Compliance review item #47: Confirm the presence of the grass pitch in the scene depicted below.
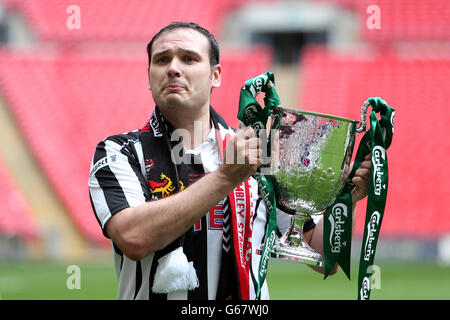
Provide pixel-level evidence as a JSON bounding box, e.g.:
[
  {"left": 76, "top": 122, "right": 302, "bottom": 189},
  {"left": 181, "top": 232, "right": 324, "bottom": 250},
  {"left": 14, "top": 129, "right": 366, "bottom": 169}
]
[
  {"left": 0, "top": 259, "right": 448, "bottom": 300},
  {"left": 266, "top": 260, "right": 450, "bottom": 300}
]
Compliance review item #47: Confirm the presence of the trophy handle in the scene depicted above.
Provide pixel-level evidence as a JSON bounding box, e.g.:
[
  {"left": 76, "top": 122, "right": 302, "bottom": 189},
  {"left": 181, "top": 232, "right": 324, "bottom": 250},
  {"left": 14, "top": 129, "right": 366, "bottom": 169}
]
[{"left": 356, "top": 100, "right": 370, "bottom": 133}]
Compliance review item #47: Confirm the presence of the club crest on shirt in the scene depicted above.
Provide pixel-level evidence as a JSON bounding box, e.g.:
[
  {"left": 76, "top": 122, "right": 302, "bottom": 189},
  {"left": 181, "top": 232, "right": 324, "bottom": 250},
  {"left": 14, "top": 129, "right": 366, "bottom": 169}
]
[{"left": 147, "top": 171, "right": 184, "bottom": 198}]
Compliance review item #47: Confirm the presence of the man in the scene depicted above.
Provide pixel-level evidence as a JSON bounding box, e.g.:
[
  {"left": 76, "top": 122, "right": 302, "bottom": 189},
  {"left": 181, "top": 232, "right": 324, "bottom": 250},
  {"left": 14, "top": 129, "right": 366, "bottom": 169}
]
[{"left": 88, "top": 22, "right": 370, "bottom": 300}]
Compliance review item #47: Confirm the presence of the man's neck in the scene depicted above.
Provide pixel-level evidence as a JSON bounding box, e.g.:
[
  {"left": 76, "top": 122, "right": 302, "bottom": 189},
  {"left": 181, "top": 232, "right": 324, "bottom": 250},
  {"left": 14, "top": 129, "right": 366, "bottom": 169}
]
[{"left": 160, "top": 106, "right": 212, "bottom": 150}]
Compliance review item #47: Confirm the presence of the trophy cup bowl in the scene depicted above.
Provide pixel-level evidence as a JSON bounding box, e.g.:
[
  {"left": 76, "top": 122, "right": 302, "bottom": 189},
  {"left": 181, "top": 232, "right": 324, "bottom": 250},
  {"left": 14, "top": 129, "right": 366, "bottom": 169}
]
[{"left": 259, "top": 107, "right": 361, "bottom": 267}]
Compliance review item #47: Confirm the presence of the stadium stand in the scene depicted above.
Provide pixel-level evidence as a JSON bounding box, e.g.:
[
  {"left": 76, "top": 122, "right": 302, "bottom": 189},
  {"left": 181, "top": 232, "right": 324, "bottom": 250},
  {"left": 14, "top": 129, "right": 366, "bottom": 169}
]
[
  {"left": 358, "top": 0, "right": 449, "bottom": 42},
  {"left": 0, "top": 0, "right": 448, "bottom": 253},
  {"left": 315, "top": 0, "right": 450, "bottom": 41},
  {"left": 0, "top": 0, "right": 276, "bottom": 247},
  {"left": 298, "top": 45, "right": 450, "bottom": 237},
  {"left": 0, "top": 45, "right": 273, "bottom": 246},
  {"left": 2, "top": 0, "right": 275, "bottom": 41},
  {"left": 0, "top": 155, "right": 36, "bottom": 240}
]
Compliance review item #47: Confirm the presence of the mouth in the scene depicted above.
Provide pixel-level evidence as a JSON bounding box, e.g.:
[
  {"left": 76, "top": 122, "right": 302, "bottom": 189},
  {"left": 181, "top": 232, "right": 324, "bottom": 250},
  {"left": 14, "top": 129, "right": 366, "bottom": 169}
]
[{"left": 163, "top": 83, "right": 186, "bottom": 92}]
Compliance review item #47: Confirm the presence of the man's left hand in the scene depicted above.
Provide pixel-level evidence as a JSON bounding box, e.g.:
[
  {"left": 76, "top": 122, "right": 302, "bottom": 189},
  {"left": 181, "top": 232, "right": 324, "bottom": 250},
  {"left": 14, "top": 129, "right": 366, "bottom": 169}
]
[{"left": 351, "top": 153, "right": 371, "bottom": 203}]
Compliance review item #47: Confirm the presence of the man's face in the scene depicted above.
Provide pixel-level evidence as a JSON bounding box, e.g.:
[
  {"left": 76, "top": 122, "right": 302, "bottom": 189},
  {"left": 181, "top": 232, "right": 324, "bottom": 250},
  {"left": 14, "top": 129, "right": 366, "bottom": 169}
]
[{"left": 148, "top": 28, "right": 221, "bottom": 115}]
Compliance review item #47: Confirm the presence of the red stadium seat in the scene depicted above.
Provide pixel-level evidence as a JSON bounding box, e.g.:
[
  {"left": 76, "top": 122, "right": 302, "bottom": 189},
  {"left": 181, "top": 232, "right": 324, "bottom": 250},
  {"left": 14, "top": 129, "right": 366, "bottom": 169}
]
[
  {"left": 299, "top": 45, "right": 450, "bottom": 237},
  {"left": 357, "top": 0, "right": 450, "bottom": 42},
  {"left": 315, "top": 0, "right": 450, "bottom": 41},
  {"left": 4, "top": 0, "right": 446, "bottom": 244},
  {"left": 0, "top": 45, "right": 273, "bottom": 246},
  {"left": 6, "top": 0, "right": 223, "bottom": 40},
  {"left": 4, "top": 0, "right": 275, "bottom": 42},
  {"left": 0, "top": 156, "right": 37, "bottom": 240},
  {"left": 211, "top": 45, "right": 274, "bottom": 128}
]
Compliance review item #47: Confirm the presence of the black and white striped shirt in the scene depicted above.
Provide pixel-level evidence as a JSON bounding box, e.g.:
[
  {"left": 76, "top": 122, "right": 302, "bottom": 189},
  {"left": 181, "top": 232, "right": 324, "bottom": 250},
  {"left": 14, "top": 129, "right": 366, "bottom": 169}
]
[{"left": 89, "top": 123, "right": 314, "bottom": 300}]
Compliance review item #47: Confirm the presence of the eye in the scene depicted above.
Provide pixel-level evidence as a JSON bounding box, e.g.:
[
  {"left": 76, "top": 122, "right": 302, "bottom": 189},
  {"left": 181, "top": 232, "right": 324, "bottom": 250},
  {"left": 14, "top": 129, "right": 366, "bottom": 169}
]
[
  {"left": 183, "top": 55, "right": 197, "bottom": 63},
  {"left": 154, "top": 56, "right": 169, "bottom": 64}
]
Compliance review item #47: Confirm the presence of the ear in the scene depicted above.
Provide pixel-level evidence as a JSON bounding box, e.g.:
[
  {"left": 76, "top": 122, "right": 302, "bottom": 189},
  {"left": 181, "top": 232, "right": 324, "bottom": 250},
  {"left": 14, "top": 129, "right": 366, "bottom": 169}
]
[{"left": 211, "top": 64, "right": 222, "bottom": 88}]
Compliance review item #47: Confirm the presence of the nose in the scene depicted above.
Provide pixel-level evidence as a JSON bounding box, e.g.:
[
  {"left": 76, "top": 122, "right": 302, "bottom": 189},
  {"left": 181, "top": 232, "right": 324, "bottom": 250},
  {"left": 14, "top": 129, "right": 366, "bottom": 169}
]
[{"left": 167, "top": 58, "right": 182, "bottom": 78}]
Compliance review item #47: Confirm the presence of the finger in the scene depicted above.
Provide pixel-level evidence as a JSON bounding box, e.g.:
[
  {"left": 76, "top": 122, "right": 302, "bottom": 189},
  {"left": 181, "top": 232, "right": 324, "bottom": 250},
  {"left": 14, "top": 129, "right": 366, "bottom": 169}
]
[
  {"left": 238, "top": 136, "right": 259, "bottom": 150},
  {"left": 234, "top": 136, "right": 260, "bottom": 163},
  {"left": 355, "top": 168, "right": 370, "bottom": 181},
  {"left": 247, "top": 138, "right": 262, "bottom": 159},
  {"left": 241, "top": 126, "right": 256, "bottom": 139},
  {"left": 247, "top": 148, "right": 262, "bottom": 166},
  {"left": 352, "top": 176, "right": 369, "bottom": 192},
  {"left": 359, "top": 160, "right": 371, "bottom": 169},
  {"left": 249, "top": 136, "right": 262, "bottom": 149}
]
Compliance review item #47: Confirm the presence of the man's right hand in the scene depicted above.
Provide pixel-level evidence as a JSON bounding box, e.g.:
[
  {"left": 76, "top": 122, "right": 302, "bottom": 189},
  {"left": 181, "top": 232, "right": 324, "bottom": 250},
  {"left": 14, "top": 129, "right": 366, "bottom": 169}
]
[{"left": 219, "top": 126, "right": 263, "bottom": 187}]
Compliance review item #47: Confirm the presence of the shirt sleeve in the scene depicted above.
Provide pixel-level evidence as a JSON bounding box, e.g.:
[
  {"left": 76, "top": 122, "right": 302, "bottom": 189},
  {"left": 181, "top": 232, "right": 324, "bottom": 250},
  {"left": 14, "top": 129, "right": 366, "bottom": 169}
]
[{"left": 88, "top": 137, "right": 148, "bottom": 238}]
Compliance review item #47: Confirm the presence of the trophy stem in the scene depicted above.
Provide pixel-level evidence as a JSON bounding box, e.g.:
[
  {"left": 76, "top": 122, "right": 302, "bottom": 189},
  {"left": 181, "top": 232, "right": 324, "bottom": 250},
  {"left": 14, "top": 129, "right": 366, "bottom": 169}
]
[
  {"left": 269, "top": 213, "right": 323, "bottom": 267},
  {"left": 285, "top": 214, "right": 310, "bottom": 247}
]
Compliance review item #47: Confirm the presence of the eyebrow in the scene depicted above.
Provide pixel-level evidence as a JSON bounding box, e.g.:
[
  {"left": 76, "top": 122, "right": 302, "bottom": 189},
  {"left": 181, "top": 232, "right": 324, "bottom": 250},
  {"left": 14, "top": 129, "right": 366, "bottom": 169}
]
[{"left": 152, "top": 48, "right": 202, "bottom": 60}]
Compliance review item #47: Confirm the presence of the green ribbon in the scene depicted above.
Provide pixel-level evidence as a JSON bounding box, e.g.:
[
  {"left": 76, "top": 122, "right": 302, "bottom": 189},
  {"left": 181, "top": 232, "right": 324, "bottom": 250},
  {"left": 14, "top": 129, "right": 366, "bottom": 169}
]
[
  {"left": 357, "top": 97, "right": 394, "bottom": 300},
  {"left": 323, "top": 188, "right": 354, "bottom": 279},
  {"left": 323, "top": 97, "right": 395, "bottom": 301},
  {"left": 237, "top": 72, "right": 280, "bottom": 299}
]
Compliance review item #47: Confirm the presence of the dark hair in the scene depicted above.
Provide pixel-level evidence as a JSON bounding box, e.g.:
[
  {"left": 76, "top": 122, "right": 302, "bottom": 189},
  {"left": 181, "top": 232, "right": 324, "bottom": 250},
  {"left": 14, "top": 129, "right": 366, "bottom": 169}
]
[{"left": 146, "top": 22, "right": 220, "bottom": 69}]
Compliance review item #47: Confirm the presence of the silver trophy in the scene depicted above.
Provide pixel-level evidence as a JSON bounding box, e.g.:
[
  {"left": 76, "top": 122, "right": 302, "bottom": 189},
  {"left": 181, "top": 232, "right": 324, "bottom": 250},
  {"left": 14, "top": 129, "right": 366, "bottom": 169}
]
[{"left": 258, "top": 104, "right": 368, "bottom": 267}]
